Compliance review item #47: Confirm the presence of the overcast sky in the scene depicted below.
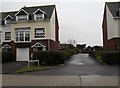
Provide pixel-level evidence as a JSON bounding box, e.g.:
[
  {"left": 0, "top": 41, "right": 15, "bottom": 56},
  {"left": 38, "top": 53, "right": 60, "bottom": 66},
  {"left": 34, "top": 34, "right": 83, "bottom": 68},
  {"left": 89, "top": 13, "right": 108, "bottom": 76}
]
[{"left": 0, "top": 0, "right": 120, "bottom": 46}]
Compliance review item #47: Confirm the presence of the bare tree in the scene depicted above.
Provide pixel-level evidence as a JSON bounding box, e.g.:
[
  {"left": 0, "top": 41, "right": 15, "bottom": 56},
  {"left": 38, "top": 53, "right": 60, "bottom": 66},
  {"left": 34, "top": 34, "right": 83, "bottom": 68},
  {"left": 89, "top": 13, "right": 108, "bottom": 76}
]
[{"left": 67, "top": 39, "right": 76, "bottom": 47}]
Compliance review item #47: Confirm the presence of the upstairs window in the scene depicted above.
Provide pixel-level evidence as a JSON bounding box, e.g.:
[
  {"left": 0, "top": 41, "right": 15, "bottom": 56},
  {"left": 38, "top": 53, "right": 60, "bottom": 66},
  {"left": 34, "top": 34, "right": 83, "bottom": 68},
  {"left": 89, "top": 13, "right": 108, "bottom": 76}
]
[
  {"left": 5, "top": 19, "right": 12, "bottom": 25},
  {"left": 35, "top": 14, "right": 44, "bottom": 20},
  {"left": 4, "top": 15, "right": 13, "bottom": 25},
  {"left": 33, "top": 9, "right": 45, "bottom": 20},
  {"left": 5, "top": 32, "right": 11, "bottom": 40},
  {"left": 15, "top": 9, "right": 29, "bottom": 21},
  {"left": 17, "top": 15, "right": 28, "bottom": 21},
  {"left": 34, "top": 28, "right": 45, "bottom": 38}
]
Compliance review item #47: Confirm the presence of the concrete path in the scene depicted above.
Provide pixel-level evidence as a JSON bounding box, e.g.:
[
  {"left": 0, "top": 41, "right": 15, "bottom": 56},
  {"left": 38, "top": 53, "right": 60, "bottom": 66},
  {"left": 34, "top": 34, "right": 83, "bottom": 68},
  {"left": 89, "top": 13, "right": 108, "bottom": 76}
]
[{"left": 2, "top": 74, "right": 119, "bottom": 87}]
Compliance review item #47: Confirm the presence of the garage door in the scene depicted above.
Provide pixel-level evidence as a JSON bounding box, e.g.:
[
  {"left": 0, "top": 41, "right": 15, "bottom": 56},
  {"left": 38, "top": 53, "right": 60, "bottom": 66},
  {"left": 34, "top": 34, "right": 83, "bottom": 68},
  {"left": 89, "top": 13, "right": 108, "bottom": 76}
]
[{"left": 16, "top": 48, "right": 29, "bottom": 61}]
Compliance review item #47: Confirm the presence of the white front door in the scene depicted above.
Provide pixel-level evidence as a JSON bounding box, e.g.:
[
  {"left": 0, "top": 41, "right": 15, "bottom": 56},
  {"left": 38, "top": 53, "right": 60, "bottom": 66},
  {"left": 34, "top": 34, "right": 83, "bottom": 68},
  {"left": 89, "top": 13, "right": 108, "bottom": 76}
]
[{"left": 16, "top": 48, "right": 29, "bottom": 61}]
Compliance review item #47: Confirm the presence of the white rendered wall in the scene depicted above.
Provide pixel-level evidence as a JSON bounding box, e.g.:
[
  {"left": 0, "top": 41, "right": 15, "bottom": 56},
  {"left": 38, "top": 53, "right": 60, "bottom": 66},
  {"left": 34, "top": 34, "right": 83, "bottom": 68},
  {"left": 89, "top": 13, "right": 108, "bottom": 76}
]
[
  {"left": 1, "top": 25, "right": 11, "bottom": 42},
  {"left": 50, "top": 8, "right": 56, "bottom": 41},
  {"left": 118, "top": 20, "right": 120, "bottom": 37},
  {"left": 106, "top": 6, "right": 119, "bottom": 40}
]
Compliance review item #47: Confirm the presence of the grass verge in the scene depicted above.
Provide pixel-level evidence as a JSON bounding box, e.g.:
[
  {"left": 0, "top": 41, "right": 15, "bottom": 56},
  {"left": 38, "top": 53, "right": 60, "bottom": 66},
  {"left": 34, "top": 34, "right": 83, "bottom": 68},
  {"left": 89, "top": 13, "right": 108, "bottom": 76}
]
[{"left": 16, "top": 66, "right": 48, "bottom": 73}]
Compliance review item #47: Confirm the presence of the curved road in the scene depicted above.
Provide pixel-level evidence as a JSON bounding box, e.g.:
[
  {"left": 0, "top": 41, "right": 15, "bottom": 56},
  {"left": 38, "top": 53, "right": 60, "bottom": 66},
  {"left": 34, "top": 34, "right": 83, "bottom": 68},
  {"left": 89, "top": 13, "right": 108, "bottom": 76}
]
[{"left": 24, "top": 54, "right": 119, "bottom": 76}]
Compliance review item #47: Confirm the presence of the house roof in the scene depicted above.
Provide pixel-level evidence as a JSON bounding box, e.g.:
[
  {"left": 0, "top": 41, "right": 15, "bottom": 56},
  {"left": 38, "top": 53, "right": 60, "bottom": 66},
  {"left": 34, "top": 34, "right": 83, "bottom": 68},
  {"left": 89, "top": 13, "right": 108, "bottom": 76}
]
[
  {"left": 106, "top": 2, "right": 120, "bottom": 17},
  {"left": 0, "top": 5, "right": 55, "bottom": 21}
]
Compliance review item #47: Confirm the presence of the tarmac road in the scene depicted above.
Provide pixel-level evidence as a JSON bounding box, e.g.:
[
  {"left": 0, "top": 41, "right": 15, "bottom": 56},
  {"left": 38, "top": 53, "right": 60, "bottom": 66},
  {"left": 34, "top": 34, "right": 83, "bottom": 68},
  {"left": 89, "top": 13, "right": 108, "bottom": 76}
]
[{"left": 23, "top": 54, "right": 119, "bottom": 76}]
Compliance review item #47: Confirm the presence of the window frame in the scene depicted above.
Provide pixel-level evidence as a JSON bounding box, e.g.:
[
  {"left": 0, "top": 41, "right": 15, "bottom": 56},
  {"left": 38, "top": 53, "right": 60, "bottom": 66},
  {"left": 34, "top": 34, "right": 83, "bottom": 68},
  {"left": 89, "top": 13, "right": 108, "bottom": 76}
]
[
  {"left": 33, "top": 9, "right": 45, "bottom": 20},
  {"left": 16, "top": 31, "right": 30, "bottom": 42},
  {"left": 16, "top": 15, "right": 28, "bottom": 21},
  {"left": 34, "top": 14, "right": 44, "bottom": 20},
  {"left": 34, "top": 28, "right": 45, "bottom": 38},
  {"left": 5, "top": 32, "right": 11, "bottom": 40}
]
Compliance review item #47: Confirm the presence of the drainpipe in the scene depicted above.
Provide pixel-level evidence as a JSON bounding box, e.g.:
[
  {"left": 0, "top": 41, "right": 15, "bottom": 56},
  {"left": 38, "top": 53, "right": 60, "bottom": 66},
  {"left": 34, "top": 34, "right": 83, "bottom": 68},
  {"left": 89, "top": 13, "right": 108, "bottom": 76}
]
[{"left": 48, "top": 39, "right": 50, "bottom": 51}]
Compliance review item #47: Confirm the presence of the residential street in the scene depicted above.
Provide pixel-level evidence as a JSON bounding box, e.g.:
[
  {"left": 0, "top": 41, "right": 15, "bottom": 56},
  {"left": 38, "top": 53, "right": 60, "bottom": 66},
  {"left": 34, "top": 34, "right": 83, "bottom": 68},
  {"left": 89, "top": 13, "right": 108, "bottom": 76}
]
[
  {"left": 2, "top": 53, "right": 120, "bottom": 87},
  {"left": 22, "top": 54, "right": 119, "bottom": 76}
]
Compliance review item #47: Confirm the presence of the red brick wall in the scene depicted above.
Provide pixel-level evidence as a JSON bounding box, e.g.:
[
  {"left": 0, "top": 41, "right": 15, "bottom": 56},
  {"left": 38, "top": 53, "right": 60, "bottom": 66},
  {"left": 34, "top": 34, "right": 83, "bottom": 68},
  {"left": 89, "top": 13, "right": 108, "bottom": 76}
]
[
  {"left": 31, "top": 39, "right": 59, "bottom": 51},
  {"left": 102, "top": 5, "right": 108, "bottom": 51},
  {"left": 107, "top": 38, "right": 120, "bottom": 51}
]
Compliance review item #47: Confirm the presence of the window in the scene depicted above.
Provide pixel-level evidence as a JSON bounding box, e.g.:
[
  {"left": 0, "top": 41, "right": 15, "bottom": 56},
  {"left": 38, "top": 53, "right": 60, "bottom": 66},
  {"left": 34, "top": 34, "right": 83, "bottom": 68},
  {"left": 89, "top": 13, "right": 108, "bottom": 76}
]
[
  {"left": 35, "top": 28, "right": 45, "bottom": 38},
  {"left": 5, "top": 19, "right": 11, "bottom": 25},
  {"left": 5, "top": 32, "right": 11, "bottom": 40},
  {"left": 17, "top": 15, "right": 28, "bottom": 21},
  {"left": 31, "top": 42, "right": 46, "bottom": 51},
  {"left": 2, "top": 44, "right": 11, "bottom": 52},
  {"left": 16, "top": 31, "right": 30, "bottom": 42},
  {"left": 4, "top": 15, "right": 13, "bottom": 25},
  {"left": 35, "top": 14, "right": 44, "bottom": 20}
]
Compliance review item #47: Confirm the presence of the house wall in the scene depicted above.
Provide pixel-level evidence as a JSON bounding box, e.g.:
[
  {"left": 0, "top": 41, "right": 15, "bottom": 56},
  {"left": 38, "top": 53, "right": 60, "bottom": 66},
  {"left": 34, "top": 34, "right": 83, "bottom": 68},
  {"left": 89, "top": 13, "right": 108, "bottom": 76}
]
[
  {"left": 106, "top": 6, "right": 119, "bottom": 40},
  {"left": 1, "top": 25, "right": 11, "bottom": 43},
  {"left": 0, "top": 26, "right": 2, "bottom": 44},
  {"left": 50, "top": 8, "right": 56, "bottom": 41},
  {"left": 102, "top": 6, "right": 108, "bottom": 50},
  {"left": 11, "top": 20, "right": 56, "bottom": 42},
  {"left": 118, "top": 20, "right": 120, "bottom": 37},
  {"left": 107, "top": 38, "right": 120, "bottom": 51}
]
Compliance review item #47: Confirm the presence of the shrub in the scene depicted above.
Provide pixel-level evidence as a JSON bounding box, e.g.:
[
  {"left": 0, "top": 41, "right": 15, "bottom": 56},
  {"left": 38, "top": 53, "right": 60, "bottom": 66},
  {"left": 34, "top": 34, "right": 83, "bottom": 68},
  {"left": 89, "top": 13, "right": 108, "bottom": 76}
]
[
  {"left": 63, "top": 51, "right": 71, "bottom": 60},
  {"left": 89, "top": 51, "right": 96, "bottom": 58},
  {"left": 2, "top": 51, "right": 13, "bottom": 63},
  {"left": 33, "top": 51, "right": 66, "bottom": 65},
  {"left": 89, "top": 50, "right": 102, "bottom": 59},
  {"left": 101, "top": 51, "right": 120, "bottom": 64}
]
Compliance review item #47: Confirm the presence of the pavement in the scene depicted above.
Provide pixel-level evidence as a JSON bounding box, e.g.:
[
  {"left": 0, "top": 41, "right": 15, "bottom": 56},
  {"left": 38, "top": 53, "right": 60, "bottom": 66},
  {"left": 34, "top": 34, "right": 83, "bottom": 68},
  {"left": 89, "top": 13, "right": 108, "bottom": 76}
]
[{"left": 1, "top": 74, "right": 120, "bottom": 88}]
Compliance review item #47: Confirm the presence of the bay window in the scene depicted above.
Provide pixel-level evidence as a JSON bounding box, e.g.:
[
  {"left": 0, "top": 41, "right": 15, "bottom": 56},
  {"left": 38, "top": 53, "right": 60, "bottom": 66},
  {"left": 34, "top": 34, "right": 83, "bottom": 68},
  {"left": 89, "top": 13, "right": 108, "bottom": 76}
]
[{"left": 16, "top": 31, "right": 30, "bottom": 42}]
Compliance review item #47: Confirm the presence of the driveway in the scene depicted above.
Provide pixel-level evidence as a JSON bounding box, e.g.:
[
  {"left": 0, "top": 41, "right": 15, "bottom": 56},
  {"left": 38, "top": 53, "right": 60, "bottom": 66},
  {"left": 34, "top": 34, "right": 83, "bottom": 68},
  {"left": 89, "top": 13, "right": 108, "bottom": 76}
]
[
  {"left": 2, "top": 61, "right": 28, "bottom": 74},
  {"left": 2, "top": 54, "right": 119, "bottom": 75},
  {"left": 22, "top": 54, "right": 119, "bottom": 76}
]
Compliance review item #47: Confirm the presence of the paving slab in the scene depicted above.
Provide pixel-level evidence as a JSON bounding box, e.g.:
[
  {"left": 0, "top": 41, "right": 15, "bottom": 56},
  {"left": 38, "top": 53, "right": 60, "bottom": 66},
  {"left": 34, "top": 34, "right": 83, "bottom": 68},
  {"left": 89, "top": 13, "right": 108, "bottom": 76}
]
[
  {"left": 2, "top": 74, "right": 81, "bottom": 86},
  {"left": 81, "top": 75, "right": 119, "bottom": 86}
]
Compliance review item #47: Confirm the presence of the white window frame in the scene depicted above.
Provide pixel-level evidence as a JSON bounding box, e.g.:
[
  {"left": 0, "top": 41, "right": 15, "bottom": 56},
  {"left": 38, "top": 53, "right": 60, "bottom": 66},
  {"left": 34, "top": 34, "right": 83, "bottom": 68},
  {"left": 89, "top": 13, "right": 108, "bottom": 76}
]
[
  {"left": 5, "top": 32, "right": 11, "bottom": 40},
  {"left": 34, "top": 14, "right": 44, "bottom": 20},
  {"left": 33, "top": 9, "right": 45, "bottom": 20},
  {"left": 16, "top": 15, "right": 28, "bottom": 21},
  {"left": 31, "top": 42, "right": 46, "bottom": 51},
  {"left": 4, "top": 15, "right": 13, "bottom": 25},
  {"left": 15, "top": 9, "right": 29, "bottom": 21},
  {"left": 16, "top": 30, "right": 30, "bottom": 42},
  {"left": 5, "top": 19, "right": 11, "bottom": 25},
  {"left": 1, "top": 44, "right": 11, "bottom": 52}
]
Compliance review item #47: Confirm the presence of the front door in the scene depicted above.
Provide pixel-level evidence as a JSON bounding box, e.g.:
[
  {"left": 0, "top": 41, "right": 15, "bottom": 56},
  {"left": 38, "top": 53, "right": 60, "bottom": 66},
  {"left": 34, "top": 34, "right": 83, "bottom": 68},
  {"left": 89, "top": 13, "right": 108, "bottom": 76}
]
[{"left": 16, "top": 48, "right": 29, "bottom": 61}]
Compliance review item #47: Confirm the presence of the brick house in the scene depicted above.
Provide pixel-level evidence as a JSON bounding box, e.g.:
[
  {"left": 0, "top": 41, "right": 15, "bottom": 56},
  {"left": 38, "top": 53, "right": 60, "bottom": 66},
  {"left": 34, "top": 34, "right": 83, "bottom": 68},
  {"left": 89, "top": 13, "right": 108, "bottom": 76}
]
[
  {"left": 102, "top": 2, "right": 120, "bottom": 51},
  {"left": 0, "top": 5, "right": 59, "bottom": 61}
]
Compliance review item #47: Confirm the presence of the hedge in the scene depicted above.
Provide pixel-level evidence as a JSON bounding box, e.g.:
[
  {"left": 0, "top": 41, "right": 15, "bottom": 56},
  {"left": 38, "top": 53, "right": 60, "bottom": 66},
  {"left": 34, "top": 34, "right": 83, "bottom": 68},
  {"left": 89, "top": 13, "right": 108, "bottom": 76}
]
[
  {"left": 2, "top": 51, "right": 13, "bottom": 63},
  {"left": 33, "top": 51, "right": 66, "bottom": 65},
  {"left": 101, "top": 51, "right": 120, "bottom": 64}
]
